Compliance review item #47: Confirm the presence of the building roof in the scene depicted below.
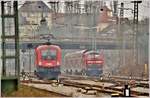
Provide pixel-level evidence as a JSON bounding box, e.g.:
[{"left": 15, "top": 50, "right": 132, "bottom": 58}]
[
  {"left": 19, "top": 1, "right": 52, "bottom": 13},
  {"left": 99, "top": 5, "right": 112, "bottom": 23}
]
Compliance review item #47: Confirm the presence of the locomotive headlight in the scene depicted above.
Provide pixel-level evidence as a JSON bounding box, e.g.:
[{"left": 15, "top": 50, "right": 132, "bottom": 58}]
[
  {"left": 47, "top": 63, "right": 52, "bottom": 66},
  {"left": 57, "top": 61, "right": 60, "bottom": 65},
  {"left": 39, "top": 61, "right": 42, "bottom": 65}
]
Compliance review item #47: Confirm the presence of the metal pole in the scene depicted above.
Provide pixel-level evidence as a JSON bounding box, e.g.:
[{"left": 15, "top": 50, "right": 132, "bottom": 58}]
[
  {"left": 27, "top": 43, "right": 33, "bottom": 75},
  {"left": 131, "top": 1, "right": 142, "bottom": 66},
  {"left": 1, "top": 1, "right": 6, "bottom": 76},
  {"left": 117, "top": 4, "right": 121, "bottom": 74},
  {"left": 21, "top": 49, "right": 26, "bottom": 71},
  {"left": 93, "top": 5, "right": 96, "bottom": 51},
  {"left": 29, "top": 49, "right": 31, "bottom": 75},
  {"left": 120, "top": 3, "right": 125, "bottom": 67},
  {"left": 14, "top": 1, "right": 20, "bottom": 77},
  {"left": 1, "top": 1, "right": 20, "bottom": 92},
  {"left": 113, "top": 1, "right": 118, "bottom": 17}
]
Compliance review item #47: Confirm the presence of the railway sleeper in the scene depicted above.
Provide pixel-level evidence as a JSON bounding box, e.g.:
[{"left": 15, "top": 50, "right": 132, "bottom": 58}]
[
  {"left": 77, "top": 87, "right": 97, "bottom": 95},
  {"left": 131, "top": 91, "right": 149, "bottom": 96},
  {"left": 51, "top": 80, "right": 63, "bottom": 87}
]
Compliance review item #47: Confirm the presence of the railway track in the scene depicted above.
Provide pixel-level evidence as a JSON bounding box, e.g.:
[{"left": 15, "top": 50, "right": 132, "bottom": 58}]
[
  {"left": 60, "top": 74, "right": 149, "bottom": 88},
  {"left": 22, "top": 80, "right": 72, "bottom": 97},
  {"left": 21, "top": 76, "right": 149, "bottom": 97},
  {"left": 25, "top": 85, "right": 71, "bottom": 97},
  {"left": 60, "top": 79, "right": 149, "bottom": 96}
]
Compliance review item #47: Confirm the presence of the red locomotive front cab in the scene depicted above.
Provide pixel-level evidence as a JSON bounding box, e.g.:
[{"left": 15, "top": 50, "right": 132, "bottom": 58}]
[
  {"left": 35, "top": 44, "right": 61, "bottom": 79},
  {"left": 35, "top": 45, "right": 61, "bottom": 68},
  {"left": 83, "top": 51, "right": 104, "bottom": 66},
  {"left": 82, "top": 50, "right": 104, "bottom": 76}
]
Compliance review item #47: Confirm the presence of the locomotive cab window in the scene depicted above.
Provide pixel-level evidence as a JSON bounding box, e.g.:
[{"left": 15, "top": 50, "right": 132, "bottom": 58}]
[
  {"left": 41, "top": 49, "right": 57, "bottom": 60},
  {"left": 87, "top": 53, "right": 99, "bottom": 59}
]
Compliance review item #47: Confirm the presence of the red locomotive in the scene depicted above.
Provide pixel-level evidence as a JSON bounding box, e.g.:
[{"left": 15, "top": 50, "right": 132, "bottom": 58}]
[
  {"left": 64, "top": 50, "right": 104, "bottom": 76},
  {"left": 35, "top": 43, "right": 61, "bottom": 79}
]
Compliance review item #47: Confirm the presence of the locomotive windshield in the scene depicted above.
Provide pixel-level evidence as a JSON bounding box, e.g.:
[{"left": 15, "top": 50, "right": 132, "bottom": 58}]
[
  {"left": 87, "top": 53, "right": 100, "bottom": 59},
  {"left": 41, "top": 49, "right": 57, "bottom": 60}
]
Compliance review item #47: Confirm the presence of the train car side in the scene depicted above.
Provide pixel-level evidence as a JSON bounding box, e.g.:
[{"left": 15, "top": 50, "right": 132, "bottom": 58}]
[
  {"left": 64, "top": 50, "right": 86, "bottom": 75},
  {"left": 64, "top": 50, "right": 104, "bottom": 77}
]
